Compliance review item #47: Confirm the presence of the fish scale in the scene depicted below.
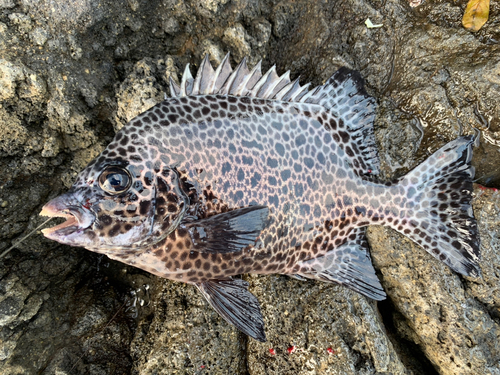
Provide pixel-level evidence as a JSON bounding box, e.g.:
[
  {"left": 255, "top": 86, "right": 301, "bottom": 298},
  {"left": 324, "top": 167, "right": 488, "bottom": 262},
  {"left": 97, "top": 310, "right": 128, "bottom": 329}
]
[{"left": 40, "top": 54, "right": 481, "bottom": 342}]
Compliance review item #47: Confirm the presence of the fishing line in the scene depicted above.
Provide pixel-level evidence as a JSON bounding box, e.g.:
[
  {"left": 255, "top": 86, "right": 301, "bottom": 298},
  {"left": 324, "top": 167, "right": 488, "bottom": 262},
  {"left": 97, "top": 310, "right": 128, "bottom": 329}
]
[{"left": 0, "top": 217, "right": 55, "bottom": 259}]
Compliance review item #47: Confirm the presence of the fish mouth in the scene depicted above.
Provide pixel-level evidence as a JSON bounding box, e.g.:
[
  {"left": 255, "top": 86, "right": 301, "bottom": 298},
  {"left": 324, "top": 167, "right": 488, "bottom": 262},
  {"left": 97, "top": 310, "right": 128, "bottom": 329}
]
[
  {"left": 40, "top": 209, "right": 79, "bottom": 236},
  {"left": 40, "top": 195, "right": 95, "bottom": 240}
]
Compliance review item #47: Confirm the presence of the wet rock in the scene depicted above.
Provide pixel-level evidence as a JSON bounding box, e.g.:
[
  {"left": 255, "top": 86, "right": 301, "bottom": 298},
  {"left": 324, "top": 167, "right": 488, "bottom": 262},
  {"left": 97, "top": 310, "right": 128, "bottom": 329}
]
[{"left": 1, "top": 0, "right": 499, "bottom": 374}]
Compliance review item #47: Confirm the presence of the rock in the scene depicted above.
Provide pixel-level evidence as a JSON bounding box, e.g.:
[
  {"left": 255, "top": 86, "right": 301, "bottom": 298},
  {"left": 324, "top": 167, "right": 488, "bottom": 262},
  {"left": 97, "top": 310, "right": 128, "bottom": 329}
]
[
  {"left": 0, "top": 0, "right": 15, "bottom": 9},
  {"left": 8, "top": 13, "right": 32, "bottom": 32},
  {"left": 199, "top": 39, "right": 225, "bottom": 66},
  {"left": 245, "top": 276, "right": 408, "bottom": 374},
  {"left": 223, "top": 23, "right": 252, "bottom": 62},
  {"left": 0, "top": 59, "right": 24, "bottom": 101},
  {"left": 114, "top": 58, "right": 174, "bottom": 131},
  {"left": 1, "top": 0, "right": 499, "bottom": 374},
  {"left": 199, "top": 0, "right": 229, "bottom": 13},
  {"left": 30, "top": 27, "right": 50, "bottom": 46},
  {"left": 0, "top": 109, "right": 27, "bottom": 156},
  {"left": 130, "top": 281, "right": 247, "bottom": 374},
  {"left": 161, "top": 16, "right": 180, "bottom": 35}
]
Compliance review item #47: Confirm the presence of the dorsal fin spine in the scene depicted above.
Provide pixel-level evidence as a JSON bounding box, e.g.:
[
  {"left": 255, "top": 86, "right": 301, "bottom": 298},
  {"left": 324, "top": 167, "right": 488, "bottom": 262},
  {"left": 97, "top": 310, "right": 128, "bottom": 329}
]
[
  {"left": 211, "top": 53, "right": 233, "bottom": 94},
  {"left": 300, "top": 85, "right": 321, "bottom": 103},
  {"left": 234, "top": 60, "right": 263, "bottom": 96},
  {"left": 169, "top": 76, "right": 180, "bottom": 97},
  {"left": 191, "top": 56, "right": 206, "bottom": 95},
  {"left": 228, "top": 58, "right": 251, "bottom": 95},
  {"left": 219, "top": 58, "right": 247, "bottom": 95},
  {"left": 289, "top": 83, "right": 311, "bottom": 101},
  {"left": 269, "top": 71, "right": 291, "bottom": 98},
  {"left": 262, "top": 71, "right": 290, "bottom": 99},
  {"left": 180, "top": 64, "right": 193, "bottom": 96},
  {"left": 274, "top": 77, "right": 300, "bottom": 101},
  {"left": 193, "top": 55, "right": 215, "bottom": 95},
  {"left": 243, "top": 61, "right": 263, "bottom": 95},
  {"left": 248, "top": 65, "right": 275, "bottom": 97},
  {"left": 256, "top": 66, "right": 279, "bottom": 98}
]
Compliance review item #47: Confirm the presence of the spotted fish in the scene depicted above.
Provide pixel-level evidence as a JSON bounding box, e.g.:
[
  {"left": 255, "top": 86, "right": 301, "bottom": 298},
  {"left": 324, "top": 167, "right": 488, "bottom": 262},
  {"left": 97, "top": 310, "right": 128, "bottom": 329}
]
[{"left": 40, "top": 54, "right": 481, "bottom": 342}]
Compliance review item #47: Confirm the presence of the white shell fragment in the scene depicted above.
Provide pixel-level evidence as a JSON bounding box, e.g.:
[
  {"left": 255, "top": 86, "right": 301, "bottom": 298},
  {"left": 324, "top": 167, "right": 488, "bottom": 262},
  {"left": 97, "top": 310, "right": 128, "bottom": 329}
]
[{"left": 365, "top": 18, "right": 384, "bottom": 28}]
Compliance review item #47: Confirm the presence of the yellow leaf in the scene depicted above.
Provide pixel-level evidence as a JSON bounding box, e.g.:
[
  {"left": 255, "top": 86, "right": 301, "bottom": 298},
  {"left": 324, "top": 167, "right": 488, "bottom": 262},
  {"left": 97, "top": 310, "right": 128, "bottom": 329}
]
[{"left": 462, "top": 0, "right": 490, "bottom": 32}]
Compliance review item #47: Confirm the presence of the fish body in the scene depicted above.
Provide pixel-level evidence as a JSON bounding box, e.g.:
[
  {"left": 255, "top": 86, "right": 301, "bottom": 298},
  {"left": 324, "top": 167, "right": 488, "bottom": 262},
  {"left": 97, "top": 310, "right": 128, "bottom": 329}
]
[{"left": 41, "top": 55, "right": 481, "bottom": 341}]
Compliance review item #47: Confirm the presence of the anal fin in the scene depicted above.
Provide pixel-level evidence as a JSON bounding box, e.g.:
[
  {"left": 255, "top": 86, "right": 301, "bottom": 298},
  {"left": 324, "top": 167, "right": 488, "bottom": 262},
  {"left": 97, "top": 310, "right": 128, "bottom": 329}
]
[
  {"left": 196, "top": 278, "right": 266, "bottom": 342},
  {"left": 296, "top": 228, "right": 386, "bottom": 300}
]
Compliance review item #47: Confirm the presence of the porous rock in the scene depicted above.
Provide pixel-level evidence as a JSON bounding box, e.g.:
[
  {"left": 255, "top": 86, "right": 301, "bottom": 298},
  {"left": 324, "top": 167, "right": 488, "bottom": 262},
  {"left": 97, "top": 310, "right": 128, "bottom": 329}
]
[{"left": 1, "top": 0, "right": 499, "bottom": 374}]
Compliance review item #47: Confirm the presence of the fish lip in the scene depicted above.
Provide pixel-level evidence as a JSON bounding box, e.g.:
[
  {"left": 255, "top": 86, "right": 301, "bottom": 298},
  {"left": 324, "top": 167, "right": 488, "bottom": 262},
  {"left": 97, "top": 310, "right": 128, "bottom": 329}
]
[{"left": 40, "top": 198, "right": 95, "bottom": 238}]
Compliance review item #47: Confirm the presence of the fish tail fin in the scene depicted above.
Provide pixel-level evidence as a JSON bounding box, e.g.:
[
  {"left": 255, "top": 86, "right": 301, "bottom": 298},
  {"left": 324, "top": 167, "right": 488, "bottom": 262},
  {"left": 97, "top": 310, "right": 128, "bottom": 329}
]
[{"left": 395, "top": 136, "right": 481, "bottom": 277}]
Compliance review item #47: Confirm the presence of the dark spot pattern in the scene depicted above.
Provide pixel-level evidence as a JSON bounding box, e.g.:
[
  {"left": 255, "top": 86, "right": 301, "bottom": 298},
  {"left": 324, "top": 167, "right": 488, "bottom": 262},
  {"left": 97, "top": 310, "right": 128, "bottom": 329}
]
[{"left": 57, "top": 66, "right": 479, "bottom": 303}]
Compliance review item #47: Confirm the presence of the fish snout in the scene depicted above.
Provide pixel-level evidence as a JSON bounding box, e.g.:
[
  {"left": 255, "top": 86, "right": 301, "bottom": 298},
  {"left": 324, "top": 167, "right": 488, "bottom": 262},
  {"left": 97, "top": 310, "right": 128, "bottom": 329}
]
[{"left": 40, "top": 194, "right": 95, "bottom": 239}]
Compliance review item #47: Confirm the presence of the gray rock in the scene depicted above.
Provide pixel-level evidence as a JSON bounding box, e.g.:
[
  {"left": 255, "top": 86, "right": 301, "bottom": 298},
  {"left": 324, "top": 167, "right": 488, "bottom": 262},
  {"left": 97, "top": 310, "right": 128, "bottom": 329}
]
[
  {"left": 223, "top": 23, "right": 252, "bottom": 62},
  {"left": 30, "top": 27, "right": 50, "bottom": 46},
  {"left": 161, "top": 16, "right": 180, "bottom": 35},
  {"left": 199, "top": 0, "right": 229, "bottom": 13},
  {"left": 0, "top": 108, "right": 27, "bottom": 156},
  {"left": 1, "top": 0, "right": 499, "bottom": 374},
  {"left": 0, "top": 0, "right": 15, "bottom": 9},
  {"left": 0, "top": 59, "right": 24, "bottom": 101}
]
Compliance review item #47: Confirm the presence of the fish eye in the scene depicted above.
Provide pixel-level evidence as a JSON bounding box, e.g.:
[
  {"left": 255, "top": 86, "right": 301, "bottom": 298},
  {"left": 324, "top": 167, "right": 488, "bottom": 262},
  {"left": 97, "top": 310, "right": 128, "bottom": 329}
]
[{"left": 98, "top": 166, "right": 132, "bottom": 195}]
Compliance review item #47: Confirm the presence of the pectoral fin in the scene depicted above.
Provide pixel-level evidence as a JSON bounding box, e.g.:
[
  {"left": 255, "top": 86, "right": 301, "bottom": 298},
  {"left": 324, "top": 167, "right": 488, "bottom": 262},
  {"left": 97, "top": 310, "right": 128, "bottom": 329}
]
[
  {"left": 187, "top": 205, "right": 269, "bottom": 254},
  {"left": 196, "top": 278, "right": 266, "bottom": 342}
]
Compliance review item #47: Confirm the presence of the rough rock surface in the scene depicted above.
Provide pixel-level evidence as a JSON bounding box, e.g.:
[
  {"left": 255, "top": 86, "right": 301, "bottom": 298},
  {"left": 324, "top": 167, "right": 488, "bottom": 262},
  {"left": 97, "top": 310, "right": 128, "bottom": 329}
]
[{"left": 0, "top": 0, "right": 499, "bottom": 374}]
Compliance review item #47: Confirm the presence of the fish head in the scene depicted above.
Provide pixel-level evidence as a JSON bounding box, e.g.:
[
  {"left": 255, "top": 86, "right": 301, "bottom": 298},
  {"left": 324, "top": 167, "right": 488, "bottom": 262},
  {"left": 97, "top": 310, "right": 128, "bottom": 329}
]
[{"left": 40, "top": 134, "right": 189, "bottom": 251}]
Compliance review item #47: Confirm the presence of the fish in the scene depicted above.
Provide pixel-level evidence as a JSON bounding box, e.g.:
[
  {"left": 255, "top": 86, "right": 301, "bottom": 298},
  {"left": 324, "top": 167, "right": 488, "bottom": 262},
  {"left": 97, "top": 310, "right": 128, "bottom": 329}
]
[{"left": 40, "top": 54, "right": 481, "bottom": 342}]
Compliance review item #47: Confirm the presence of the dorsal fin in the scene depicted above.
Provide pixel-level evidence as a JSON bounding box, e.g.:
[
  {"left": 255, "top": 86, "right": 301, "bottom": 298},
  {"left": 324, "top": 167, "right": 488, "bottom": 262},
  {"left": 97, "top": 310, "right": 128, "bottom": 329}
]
[
  {"left": 168, "top": 55, "right": 379, "bottom": 175},
  {"left": 169, "top": 76, "right": 180, "bottom": 97},
  {"left": 219, "top": 57, "right": 250, "bottom": 95},
  {"left": 233, "top": 60, "right": 262, "bottom": 96},
  {"left": 310, "top": 68, "right": 379, "bottom": 176},
  {"left": 212, "top": 53, "right": 233, "bottom": 93},
  {"left": 168, "top": 55, "right": 374, "bottom": 112},
  {"left": 180, "top": 64, "right": 194, "bottom": 97},
  {"left": 168, "top": 55, "right": 299, "bottom": 101},
  {"left": 192, "top": 55, "right": 215, "bottom": 95}
]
